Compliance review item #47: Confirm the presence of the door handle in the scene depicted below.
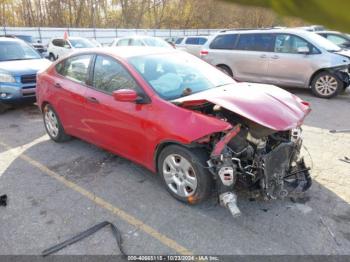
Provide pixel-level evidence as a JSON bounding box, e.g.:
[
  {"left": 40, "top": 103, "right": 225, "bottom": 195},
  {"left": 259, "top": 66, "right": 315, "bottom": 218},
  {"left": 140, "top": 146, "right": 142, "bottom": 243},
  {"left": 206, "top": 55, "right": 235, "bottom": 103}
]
[
  {"left": 260, "top": 54, "right": 267, "bottom": 58},
  {"left": 86, "top": 96, "right": 99, "bottom": 104},
  {"left": 271, "top": 55, "right": 279, "bottom": 59},
  {"left": 54, "top": 82, "right": 62, "bottom": 88}
]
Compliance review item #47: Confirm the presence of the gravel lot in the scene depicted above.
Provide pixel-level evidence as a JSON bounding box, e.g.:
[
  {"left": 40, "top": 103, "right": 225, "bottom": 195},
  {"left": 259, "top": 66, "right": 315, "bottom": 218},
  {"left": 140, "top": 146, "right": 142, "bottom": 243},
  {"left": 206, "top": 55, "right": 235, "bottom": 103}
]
[{"left": 0, "top": 88, "right": 350, "bottom": 256}]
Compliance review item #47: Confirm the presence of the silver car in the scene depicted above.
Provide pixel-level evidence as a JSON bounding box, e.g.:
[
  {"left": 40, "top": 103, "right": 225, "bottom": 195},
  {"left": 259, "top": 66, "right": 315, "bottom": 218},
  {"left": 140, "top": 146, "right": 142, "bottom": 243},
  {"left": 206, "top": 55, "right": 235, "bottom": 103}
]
[
  {"left": 201, "top": 29, "right": 350, "bottom": 98},
  {"left": 110, "top": 36, "right": 173, "bottom": 49},
  {"left": 175, "top": 36, "right": 209, "bottom": 57}
]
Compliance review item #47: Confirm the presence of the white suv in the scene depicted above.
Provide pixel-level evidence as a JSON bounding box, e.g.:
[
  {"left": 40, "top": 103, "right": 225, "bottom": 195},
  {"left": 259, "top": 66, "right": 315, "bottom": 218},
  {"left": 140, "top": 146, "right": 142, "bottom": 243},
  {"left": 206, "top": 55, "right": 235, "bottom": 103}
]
[{"left": 47, "top": 37, "right": 95, "bottom": 61}]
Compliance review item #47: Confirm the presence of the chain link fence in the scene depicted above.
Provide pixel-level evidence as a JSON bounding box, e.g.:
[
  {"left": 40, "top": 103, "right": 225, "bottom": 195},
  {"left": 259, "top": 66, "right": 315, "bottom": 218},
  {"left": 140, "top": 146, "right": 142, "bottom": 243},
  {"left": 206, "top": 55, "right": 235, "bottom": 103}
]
[{"left": 0, "top": 27, "right": 222, "bottom": 45}]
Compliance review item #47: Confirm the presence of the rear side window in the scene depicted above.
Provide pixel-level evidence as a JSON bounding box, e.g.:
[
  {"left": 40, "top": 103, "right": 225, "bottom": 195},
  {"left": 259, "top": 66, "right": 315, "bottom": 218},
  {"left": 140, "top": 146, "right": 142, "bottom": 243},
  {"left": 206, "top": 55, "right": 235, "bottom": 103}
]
[
  {"left": 209, "top": 34, "right": 237, "bottom": 50},
  {"left": 92, "top": 55, "right": 139, "bottom": 93},
  {"left": 130, "top": 39, "right": 144, "bottom": 46},
  {"left": 58, "top": 55, "right": 92, "bottom": 84},
  {"left": 236, "top": 34, "right": 274, "bottom": 52},
  {"left": 52, "top": 39, "right": 65, "bottom": 47},
  {"left": 116, "top": 39, "right": 130, "bottom": 46},
  {"left": 198, "top": 38, "right": 207, "bottom": 45},
  {"left": 185, "top": 37, "right": 198, "bottom": 45},
  {"left": 175, "top": 38, "right": 184, "bottom": 44}
]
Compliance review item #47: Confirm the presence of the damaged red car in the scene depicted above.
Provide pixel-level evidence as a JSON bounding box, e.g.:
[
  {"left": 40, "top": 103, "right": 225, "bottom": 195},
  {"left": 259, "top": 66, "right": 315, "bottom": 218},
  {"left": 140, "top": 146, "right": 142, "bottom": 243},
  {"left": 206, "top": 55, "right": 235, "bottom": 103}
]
[{"left": 36, "top": 47, "right": 312, "bottom": 217}]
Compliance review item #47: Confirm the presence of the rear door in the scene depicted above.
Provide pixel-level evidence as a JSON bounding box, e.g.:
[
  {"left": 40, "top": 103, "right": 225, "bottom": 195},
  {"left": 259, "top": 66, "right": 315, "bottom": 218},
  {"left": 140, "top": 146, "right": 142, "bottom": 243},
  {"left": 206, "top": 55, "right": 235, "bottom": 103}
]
[
  {"left": 204, "top": 34, "right": 238, "bottom": 69},
  {"left": 231, "top": 33, "right": 274, "bottom": 82},
  {"left": 51, "top": 54, "right": 93, "bottom": 138},
  {"left": 266, "top": 33, "right": 320, "bottom": 87}
]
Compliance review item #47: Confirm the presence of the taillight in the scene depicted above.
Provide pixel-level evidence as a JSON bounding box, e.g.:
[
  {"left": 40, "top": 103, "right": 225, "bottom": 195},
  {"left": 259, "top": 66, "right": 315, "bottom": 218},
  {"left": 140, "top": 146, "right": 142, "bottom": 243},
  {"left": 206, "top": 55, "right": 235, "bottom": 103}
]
[
  {"left": 301, "top": 101, "right": 310, "bottom": 107},
  {"left": 200, "top": 50, "right": 209, "bottom": 57}
]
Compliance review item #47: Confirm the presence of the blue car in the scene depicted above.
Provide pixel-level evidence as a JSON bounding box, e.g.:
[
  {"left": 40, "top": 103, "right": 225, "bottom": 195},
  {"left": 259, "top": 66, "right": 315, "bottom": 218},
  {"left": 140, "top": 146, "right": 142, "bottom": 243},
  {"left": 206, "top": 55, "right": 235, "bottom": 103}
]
[{"left": 0, "top": 37, "right": 51, "bottom": 112}]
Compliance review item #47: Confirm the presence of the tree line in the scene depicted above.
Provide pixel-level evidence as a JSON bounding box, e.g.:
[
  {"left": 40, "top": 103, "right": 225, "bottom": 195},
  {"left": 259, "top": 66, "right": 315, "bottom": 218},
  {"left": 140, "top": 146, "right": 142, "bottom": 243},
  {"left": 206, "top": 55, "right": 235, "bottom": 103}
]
[{"left": 0, "top": 0, "right": 305, "bottom": 28}]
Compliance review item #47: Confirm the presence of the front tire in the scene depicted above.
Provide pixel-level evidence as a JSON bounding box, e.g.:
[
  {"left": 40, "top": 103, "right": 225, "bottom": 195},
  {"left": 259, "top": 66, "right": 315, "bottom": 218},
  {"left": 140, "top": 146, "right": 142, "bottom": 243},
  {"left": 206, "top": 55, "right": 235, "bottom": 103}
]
[
  {"left": 311, "top": 71, "right": 343, "bottom": 98},
  {"left": 158, "top": 145, "right": 213, "bottom": 204},
  {"left": 43, "top": 104, "right": 70, "bottom": 142},
  {"left": 49, "top": 53, "right": 56, "bottom": 61},
  {"left": 0, "top": 102, "right": 10, "bottom": 114}
]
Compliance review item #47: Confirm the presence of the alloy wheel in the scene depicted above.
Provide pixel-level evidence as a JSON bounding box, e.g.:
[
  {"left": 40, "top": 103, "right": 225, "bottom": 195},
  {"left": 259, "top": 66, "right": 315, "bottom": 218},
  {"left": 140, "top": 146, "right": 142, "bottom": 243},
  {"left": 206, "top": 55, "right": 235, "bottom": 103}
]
[
  {"left": 162, "top": 154, "right": 198, "bottom": 197},
  {"left": 315, "top": 75, "right": 338, "bottom": 96},
  {"left": 44, "top": 107, "right": 59, "bottom": 138}
]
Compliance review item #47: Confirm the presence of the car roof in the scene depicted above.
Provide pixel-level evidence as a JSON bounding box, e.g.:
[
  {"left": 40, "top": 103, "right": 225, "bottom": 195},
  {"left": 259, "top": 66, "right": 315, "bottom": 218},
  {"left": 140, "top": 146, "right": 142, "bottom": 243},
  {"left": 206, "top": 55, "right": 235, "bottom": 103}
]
[
  {"left": 0, "top": 37, "right": 24, "bottom": 43},
  {"left": 116, "top": 35, "right": 160, "bottom": 40},
  {"left": 217, "top": 28, "right": 314, "bottom": 37},
  {"left": 69, "top": 46, "right": 179, "bottom": 59},
  {"left": 51, "top": 36, "right": 86, "bottom": 40},
  {"left": 316, "top": 30, "right": 344, "bottom": 35}
]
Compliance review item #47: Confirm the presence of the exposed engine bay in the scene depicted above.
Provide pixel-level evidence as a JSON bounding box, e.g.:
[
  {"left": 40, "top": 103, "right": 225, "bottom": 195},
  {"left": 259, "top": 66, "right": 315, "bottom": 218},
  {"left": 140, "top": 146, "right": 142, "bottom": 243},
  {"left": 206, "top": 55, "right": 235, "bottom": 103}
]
[{"left": 189, "top": 102, "right": 312, "bottom": 217}]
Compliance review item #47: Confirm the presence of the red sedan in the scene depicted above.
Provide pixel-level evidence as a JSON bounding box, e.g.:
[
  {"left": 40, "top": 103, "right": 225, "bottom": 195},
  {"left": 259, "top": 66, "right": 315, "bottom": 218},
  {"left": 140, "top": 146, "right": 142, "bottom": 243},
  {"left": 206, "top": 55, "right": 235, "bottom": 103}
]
[{"left": 37, "top": 47, "right": 312, "bottom": 217}]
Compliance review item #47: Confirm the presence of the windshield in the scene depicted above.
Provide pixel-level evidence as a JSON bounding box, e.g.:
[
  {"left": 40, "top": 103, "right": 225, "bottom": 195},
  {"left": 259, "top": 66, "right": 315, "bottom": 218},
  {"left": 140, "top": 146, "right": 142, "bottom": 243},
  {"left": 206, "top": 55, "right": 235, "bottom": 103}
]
[
  {"left": 69, "top": 38, "right": 95, "bottom": 48},
  {"left": 307, "top": 33, "right": 341, "bottom": 52},
  {"left": 0, "top": 41, "right": 41, "bottom": 61},
  {"left": 143, "top": 37, "right": 172, "bottom": 48},
  {"left": 128, "top": 52, "right": 235, "bottom": 100},
  {"left": 16, "top": 35, "right": 34, "bottom": 43}
]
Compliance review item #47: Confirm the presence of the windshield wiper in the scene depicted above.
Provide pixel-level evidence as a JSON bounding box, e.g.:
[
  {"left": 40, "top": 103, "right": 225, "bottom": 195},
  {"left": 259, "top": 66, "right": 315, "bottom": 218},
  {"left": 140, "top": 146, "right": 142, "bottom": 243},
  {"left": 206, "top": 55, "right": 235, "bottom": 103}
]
[
  {"left": 181, "top": 87, "right": 193, "bottom": 97},
  {"left": 216, "top": 83, "right": 231, "bottom": 88}
]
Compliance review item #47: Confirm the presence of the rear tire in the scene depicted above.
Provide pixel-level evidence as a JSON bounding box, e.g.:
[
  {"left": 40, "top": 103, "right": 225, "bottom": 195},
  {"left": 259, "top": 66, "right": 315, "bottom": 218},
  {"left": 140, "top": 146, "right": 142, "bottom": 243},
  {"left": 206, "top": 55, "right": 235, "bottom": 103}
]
[
  {"left": 43, "top": 104, "right": 70, "bottom": 142},
  {"left": 217, "top": 65, "right": 233, "bottom": 77},
  {"left": 157, "top": 145, "right": 213, "bottom": 204},
  {"left": 311, "top": 71, "right": 343, "bottom": 98}
]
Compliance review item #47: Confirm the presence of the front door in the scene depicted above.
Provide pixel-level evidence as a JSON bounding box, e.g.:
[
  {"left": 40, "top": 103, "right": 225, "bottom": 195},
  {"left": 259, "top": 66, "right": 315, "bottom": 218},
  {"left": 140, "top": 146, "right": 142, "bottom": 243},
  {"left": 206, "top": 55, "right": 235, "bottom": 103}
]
[
  {"left": 83, "top": 55, "right": 151, "bottom": 164},
  {"left": 266, "top": 34, "right": 318, "bottom": 87}
]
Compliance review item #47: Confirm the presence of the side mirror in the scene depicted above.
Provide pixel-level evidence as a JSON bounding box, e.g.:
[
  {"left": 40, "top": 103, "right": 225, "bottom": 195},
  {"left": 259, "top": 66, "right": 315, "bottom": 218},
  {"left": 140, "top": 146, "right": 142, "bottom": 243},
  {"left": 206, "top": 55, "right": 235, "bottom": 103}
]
[
  {"left": 64, "top": 44, "right": 71, "bottom": 49},
  {"left": 113, "top": 89, "right": 138, "bottom": 102},
  {"left": 297, "top": 46, "right": 310, "bottom": 54}
]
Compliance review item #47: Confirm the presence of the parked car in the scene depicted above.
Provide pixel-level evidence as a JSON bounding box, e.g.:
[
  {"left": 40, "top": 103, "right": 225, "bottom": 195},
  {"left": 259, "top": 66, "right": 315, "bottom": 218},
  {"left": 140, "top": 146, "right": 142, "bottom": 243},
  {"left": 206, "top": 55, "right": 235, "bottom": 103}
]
[
  {"left": 200, "top": 29, "right": 350, "bottom": 98},
  {"left": 36, "top": 47, "right": 312, "bottom": 217},
  {"left": 317, "top": 31, "right": 350, "bottom": 49},
  {"left": 0, "top": 37, "right": 51, "bottom": 112},
  {"left": 3, "top": 34, "right": 48, "bottom": 57},
  {"left": 175, "top": 36, "right": 209, "bottom": 57},
  {"left": 164, "top": 36, "right": 181, "bottom": 45},
  {"left": 90, "top": 39, "right": 102, "bottom": 47},
  {"left": 110, "top": 36, "right": 173, "bottom": 48},
  {"left": 47, "top": 37, "right": 95, "bottom": 61}
]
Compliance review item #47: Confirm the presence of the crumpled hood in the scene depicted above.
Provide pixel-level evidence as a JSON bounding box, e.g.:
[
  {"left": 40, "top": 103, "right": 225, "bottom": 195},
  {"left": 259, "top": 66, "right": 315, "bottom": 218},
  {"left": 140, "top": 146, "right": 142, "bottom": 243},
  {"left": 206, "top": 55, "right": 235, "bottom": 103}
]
[
  {"left": 172, "top": 83, "right": 311, "bottom": 131},
  {"left": 0, "top": 59, "right": 51, "bottom": 76}
]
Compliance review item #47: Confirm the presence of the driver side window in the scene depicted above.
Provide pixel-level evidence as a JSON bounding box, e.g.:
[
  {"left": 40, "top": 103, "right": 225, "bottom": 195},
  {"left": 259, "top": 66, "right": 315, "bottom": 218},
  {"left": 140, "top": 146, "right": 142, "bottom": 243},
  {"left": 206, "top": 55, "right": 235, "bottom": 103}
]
[
  {"left": 92, "top": 55, "right": 139, "bottom": 93},
  {"left": 275, "top": 34, "right": 319, "bottom": 54}
]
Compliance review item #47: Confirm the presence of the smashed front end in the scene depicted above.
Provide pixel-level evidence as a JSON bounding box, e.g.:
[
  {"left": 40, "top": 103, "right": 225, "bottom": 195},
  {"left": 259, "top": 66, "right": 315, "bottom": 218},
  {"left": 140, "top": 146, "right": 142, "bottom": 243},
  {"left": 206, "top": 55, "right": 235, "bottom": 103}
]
[
  {"left": 205, "top": 123, "right": 311, "bottom": 217},
  {"left": 174, "top": 86, "right": 313, "bottom": 217}
]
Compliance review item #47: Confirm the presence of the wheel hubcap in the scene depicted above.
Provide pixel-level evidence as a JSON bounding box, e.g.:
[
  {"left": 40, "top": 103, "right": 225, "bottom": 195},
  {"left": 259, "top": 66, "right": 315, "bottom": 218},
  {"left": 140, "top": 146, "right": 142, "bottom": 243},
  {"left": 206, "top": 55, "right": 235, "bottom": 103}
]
[
  {"left": 44, "top": 108, "right": 59, "bottom": 138},
  {"left": 162, "top": 154, "right": 197, "bottom": 197},
  {"left": 315, "top": 75, "right": 338, "bottom": 96}
]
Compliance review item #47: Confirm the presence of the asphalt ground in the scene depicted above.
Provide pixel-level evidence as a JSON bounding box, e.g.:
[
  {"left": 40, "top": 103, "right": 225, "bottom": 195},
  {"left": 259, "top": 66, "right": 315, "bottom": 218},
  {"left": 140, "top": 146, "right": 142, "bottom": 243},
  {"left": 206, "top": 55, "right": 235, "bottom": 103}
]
[{"left": 0, "top": 87, "right": 350, "bottom": 257}]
